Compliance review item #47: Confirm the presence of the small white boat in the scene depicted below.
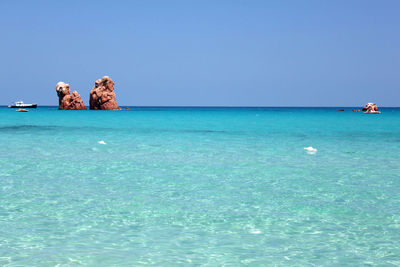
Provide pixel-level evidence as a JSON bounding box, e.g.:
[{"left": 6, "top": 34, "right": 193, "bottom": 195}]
[
  {"left": 8, "top": 101, "right": 37, "bottom": 108},
  {"left": 364, "top": 111, "right": 381, "bottom": 114}
]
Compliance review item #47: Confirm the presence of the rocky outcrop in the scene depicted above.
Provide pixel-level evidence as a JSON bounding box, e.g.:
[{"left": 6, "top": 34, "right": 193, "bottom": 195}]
[
  {"left": 56, "top": 82, "right": 86, "bottom": 110},
  {"left": 89, "top": 76, "right": 120, "bottom": 110},
  {"left": 362, "top": 103, "right": 378, "bottom": 111}
]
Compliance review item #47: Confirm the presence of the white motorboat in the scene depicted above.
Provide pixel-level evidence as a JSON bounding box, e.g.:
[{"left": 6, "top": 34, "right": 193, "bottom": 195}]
[{"left": 8, "top": 101, "right": 37, "bottom": 108}]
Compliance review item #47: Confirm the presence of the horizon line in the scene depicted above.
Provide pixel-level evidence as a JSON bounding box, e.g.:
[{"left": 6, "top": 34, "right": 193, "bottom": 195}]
[{"left": 1, "top": 105, "right": 399, "bottom": 108}]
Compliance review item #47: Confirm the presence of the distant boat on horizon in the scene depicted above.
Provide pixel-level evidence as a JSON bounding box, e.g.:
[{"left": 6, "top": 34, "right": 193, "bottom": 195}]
[
  {"left": 364, "top": 110, "right": 381, "bottom": 114},
  {"left": 8, "top": 101, "right": 37, "bottom": 108}
]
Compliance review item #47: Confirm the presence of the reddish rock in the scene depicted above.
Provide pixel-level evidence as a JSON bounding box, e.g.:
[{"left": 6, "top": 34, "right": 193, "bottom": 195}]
[
  {"left": 89, "top": 76, "right": 120, "bottom": 110},
  {"left": 362, "top": 103, "right": 378, "bottom": 111},
  {"left": 56, "top": 82, "right": 86, "bottom": 110}
]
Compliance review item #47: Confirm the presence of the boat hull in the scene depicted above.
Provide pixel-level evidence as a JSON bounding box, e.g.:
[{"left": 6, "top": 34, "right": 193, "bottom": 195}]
[
  {"left": 8, "top": 104, "right": 37, "bottom": 108},
  {"left": 364, "top": 111, "right": 381, "bottom": 114}
]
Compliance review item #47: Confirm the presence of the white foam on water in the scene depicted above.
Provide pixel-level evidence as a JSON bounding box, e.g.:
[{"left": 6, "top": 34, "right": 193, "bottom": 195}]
[
  {"left": 98, "top": 140, "right": 107, "bottom": 145},
  {"left": 304, "top": 146, "right": 317, "bottom": 154}
]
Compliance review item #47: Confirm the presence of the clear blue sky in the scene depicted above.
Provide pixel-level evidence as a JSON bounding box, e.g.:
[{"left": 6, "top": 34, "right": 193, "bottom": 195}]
[{"left": 0, "top": 0, "right": 399, "bottom": 106}]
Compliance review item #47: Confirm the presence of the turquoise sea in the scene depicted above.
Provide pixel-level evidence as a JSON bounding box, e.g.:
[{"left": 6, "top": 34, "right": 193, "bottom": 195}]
[{"left": 0, "top": 107, "right": 399, "bottom": 266}]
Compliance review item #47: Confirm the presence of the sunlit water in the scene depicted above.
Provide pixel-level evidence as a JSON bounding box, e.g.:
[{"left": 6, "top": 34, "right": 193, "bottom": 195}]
[{"left": 0, "top": 107, "right": 399, "bottom": 266}]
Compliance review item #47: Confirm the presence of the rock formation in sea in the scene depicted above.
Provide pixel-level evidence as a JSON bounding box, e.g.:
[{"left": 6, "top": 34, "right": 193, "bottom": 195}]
[
  {"left": 89, "top": 76, "right": 120, "bottom": 110},
  {"left": 362, "top": 103, "right": 378, "bottom": 111},
  {"left": 56, "top": 82, "right": 86, "bottom": 110}
]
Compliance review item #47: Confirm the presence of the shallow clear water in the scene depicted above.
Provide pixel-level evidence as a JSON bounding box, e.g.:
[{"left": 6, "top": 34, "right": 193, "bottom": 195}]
[{"left": 0, "top": 107, "right": 399, "bottom": 266}]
